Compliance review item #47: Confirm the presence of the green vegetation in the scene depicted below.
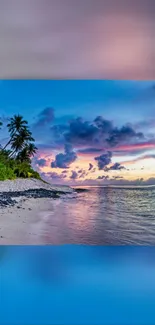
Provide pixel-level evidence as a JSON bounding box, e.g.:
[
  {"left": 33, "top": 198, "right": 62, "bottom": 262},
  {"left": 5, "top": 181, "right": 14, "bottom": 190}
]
[{"left": 0, "top": 115, "right": 41, "bottom": 181}]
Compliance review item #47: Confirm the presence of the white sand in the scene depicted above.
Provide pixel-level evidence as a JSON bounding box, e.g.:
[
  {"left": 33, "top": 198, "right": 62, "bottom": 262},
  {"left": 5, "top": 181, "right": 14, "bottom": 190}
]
[
  {"left": 0, "top": 178, "right": 73, "bottom": 245},
  {"left": 0, "top": 197, "right": 57, "bottom": 245},
  {"left": 0, "top": 178, "right": 73, "bottom": 193}
]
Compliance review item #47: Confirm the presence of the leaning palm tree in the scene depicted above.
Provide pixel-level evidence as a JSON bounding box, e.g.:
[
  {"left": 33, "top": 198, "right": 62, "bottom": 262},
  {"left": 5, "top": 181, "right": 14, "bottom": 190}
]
[
  {"left": 3, "top": 114, "right": 28, "bottom": 150},
  {"left": 16, "top": 143, "right": 37, "bottom": 163},
  {"left": 17, "top": 127, "right": 34, "bottom": 144},
  {"left": 7, "top": 114, "right": 28, "bottom": 136},
  {"left": 16, "top": 147, "right": 31, "bottom": 163},
  {"left": 10, "top": 128, "right": 34, "bottom": 157},
  {"left": 26, "top": 143, "right": 37, "bottom": 157},
  {"left": 9, "top": 134, "right": 25, "bottom": 158},
  {"left": 9, "top": 127, "right": 34, "bottom": 158}
]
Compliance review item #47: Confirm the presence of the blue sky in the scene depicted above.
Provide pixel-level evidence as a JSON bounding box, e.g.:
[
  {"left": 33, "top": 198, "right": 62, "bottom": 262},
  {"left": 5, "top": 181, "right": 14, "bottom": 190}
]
[
  {"left": 1, "top": 80, "right": 155, "bottom": 123},
  {"left": 0, "top": 80, "right": 155, "bottom": 185}
]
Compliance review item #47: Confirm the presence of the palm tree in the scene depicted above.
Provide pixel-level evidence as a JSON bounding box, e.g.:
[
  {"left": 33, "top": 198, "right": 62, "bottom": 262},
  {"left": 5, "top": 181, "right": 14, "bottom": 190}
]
[
  {"left": 9, "top": 128, "right": 34, "bottom": 158},
  {"left": 16, "top": 143, "right": 37, "bottom": 163},
  {"left": 9, "top": 134, "right": 25, "bottom": 158},
  {"left": 3, "top": 114, "right": 28, "bottom": 150},
  {"left": 16, "top": 147, "right": 31, "bottom": 163},
  {"left": 16, "top": 144, "right": 37, "bottom": 163},
  {"left": 26, "top": 143, "right": 37, "bottom": 157},
  {"left": 7, "top": 114, "right": 28, "bottom": 136}
]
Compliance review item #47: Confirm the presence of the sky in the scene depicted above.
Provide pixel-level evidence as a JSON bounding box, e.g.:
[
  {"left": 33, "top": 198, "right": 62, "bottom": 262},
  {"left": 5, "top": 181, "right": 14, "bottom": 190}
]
[
  {"left": 0, "top": 0, "right": 155, "bottom": 79},
  {"left": 0, "top": 80, "right": 155, "bottom": 185}
]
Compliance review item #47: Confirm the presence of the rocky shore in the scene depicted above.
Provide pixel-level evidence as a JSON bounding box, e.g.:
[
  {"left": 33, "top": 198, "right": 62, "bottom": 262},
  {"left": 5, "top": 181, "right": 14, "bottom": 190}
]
[{"left": 0, "top": 178, "right": 73, "bottom": 208}]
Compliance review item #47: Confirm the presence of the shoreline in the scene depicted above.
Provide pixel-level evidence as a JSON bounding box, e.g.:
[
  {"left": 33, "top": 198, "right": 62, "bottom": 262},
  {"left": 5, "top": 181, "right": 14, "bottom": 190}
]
[{"left": 0, "top": 178, "right": 74, "bottom": 245}]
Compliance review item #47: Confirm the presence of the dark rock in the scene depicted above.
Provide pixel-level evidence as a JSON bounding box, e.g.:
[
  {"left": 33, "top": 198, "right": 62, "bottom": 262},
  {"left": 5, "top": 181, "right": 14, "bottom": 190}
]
[
  {"left": 0, "top": 188, "right": 67, "bottom": 209},
  {"left": 74, "top": 188, "right": 89, "bottom": 193}
]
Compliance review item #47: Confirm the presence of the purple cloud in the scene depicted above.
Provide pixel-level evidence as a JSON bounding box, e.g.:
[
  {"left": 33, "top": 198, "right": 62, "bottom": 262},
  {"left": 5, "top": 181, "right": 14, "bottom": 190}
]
[
  {"left": 65, "top": 117, "right": 98, "bottom": 145},
  {"left": 78, "top": 148, "right": 103, "bottom": 154},
  {"left": 88, "top": 163, "right": 93, "bottom": 171},
  {"left": 97, "top": 175, "right": 109, "bottom": 180},
  {"left": 95, "top": 151, "right": 112, "bottom": 170},
  {"left": 36, "top": 158, "right": 48, "bottom": 167},
  {"left": 55, "top": 116, "right": 145, "bottom": 151},
  {"left": 79, "top": 170, "right": 87, "bottom": 179},
  {"left": 104, "top": 162, "right": 126, "bottom": 172},
  {"left": 107, "top": 125, "right": 144, "bottom": 147},
  {"left": 51, "top": 143, "right": 77, "bottom": 169},
  {"left": 34, "top": 107, "right": 54, "bottom": 128},
  {"left": 70, "top": 170, "right": 78, "bottom": 180}
]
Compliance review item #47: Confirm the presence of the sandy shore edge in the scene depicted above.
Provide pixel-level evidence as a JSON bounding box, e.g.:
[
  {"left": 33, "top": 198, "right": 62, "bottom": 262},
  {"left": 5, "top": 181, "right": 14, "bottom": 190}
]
[{"left": 0, "top": 178, "right": 73, "bottom": 245}]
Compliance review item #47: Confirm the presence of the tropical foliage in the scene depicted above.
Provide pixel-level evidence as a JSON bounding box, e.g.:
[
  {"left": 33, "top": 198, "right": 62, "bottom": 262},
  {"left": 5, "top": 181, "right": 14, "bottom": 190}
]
[{"left": 0, "top": 115, "right": 40, "bottom": 181}]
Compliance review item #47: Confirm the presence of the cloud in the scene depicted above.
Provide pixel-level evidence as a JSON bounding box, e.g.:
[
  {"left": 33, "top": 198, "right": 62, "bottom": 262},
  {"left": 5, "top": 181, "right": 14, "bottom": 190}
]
[
  {"left": 94, "top": 116, "right": 113, "bottom": 133},
  {"left": 113, "top": 140, "right": 155, "bottom": 157},
  {"left": 70, "top": 170, "right": 78, "bottom": 179},
  {"left": 112, "top": 176, "right": 124, "bottom": 179},
  {"left": 0, "top": 115, "right": 10, "bottom": 124},
  {"left": 104, "top": 162, "right": 126, "bottom": 172},
  {"left": 133, "top": 118, "right": 155, "bottom": 130},
  {"left": 41, "top": 171, "right": 67, "bottom": 181},
  {"left": 48, "top": 172, "right": 61, "bottom": 179},
  {"left": 78, "top": 148, "right": 103, "bottom": 154},
  {"left": 50, "top": 124, "right": 68, "bottom": 145},
  {"left": 34, "top": 107, "right": 54, "bottom": 128},
  {"left": 32, "top": 110, "right": 149, "bottom": 160},
  {"left": 122, "top": 154, "right": 155, "bottom": 165},
  {"left": 95, "top": 151, "right": 112, "bottom": 170},
  {"left": 107, "top": 125, "right": 144, "bottom": 147},
  {"left": 79, "top": 170, "right": 87, "bottom": 179},
  {"left": 51, "top": 143, "right": 77, "bottom": 168},
  {"left": 97, "top": 175, "right": 109, "bottom": 180},
  {"left": 78, "top": 169, "right": 83, "bottom": 173},
  {"left": 88, "top": 163, "right": 93, "bottom": 171},
  {"left": 35, "top": 158, "right": 48, "bottom": 167},
  {"left": 57, "top": 116, "right": 145, "bottom": 151},
  {"left": 65, "top": 117, "right": 98, "bottom": 145},
  {"left": 62, "top": 170, "right": 68, "bottom": 174},
  {"left": 81, "top": 177, "right": 155, "bottom": 186}
]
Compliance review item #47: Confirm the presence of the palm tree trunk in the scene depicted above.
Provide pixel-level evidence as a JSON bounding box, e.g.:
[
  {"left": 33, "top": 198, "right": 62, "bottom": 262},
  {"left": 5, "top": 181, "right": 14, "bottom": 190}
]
[
  {"left": 3, "top": 131, "right": 16, "bottom": 151},
  {"left": 2, "top": 138, "right": 11, "bottom": 150},
  {"left": 9, "top": 149, "right": 16, "bottom": 158}
]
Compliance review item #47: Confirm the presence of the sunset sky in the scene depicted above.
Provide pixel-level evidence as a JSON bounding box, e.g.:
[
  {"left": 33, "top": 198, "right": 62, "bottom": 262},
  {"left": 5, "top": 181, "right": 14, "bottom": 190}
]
[{"left": 0, "top": 80, "right": 155, "bottom": 185}]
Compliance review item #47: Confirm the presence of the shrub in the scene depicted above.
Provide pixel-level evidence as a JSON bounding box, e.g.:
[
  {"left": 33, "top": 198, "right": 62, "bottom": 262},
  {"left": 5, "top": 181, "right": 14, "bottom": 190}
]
[
  {"left": 0, "top": 163, "right": 16, "bottom": 181},
  {"left": 0, "top": 152, "right": 41, "bottom": 181},
  {"left": 13, "top": 162, "right": 41, "bottom": 179}
]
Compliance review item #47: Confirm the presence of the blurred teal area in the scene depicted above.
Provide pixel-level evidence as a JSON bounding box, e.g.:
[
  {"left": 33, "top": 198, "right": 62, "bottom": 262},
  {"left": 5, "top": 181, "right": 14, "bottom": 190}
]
[{"left": 0, "top": 246, "right": 155, "bottom": 325}]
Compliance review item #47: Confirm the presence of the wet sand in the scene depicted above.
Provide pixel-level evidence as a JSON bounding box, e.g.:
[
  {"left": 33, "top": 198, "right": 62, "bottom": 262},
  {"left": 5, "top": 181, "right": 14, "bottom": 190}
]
[
  {"left": 0, "top": 197, "right": 57, "bottom": 244},
  {"left": 0, "top": 178, "right": 73, "bottom": 245}
]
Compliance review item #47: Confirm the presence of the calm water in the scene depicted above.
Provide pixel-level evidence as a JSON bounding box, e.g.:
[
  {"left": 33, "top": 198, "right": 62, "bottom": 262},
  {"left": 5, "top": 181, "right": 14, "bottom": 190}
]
[{"left": 38, "top": 186, "right": 155, "bottom": 245}]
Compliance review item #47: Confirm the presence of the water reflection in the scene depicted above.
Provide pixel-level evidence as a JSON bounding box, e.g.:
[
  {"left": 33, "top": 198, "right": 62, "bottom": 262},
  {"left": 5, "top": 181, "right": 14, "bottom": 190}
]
[{"left": 39, "top": 187, "right": 155, "bottom": 245}]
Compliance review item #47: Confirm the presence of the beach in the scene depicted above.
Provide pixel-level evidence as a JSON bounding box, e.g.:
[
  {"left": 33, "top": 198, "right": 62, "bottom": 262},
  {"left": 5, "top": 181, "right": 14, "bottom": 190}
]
[
  {"left": 0, "top": 178, "right": 73, "bottom": 245},
  {"left": 1, "top": 180, "right": 155, "bottom": 245}
]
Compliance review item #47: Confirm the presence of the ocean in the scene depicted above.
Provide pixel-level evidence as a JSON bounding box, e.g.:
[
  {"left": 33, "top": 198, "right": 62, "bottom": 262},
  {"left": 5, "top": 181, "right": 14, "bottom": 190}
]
[{"left": 39, "top": 186, "right": 155, "bottom": 245}]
